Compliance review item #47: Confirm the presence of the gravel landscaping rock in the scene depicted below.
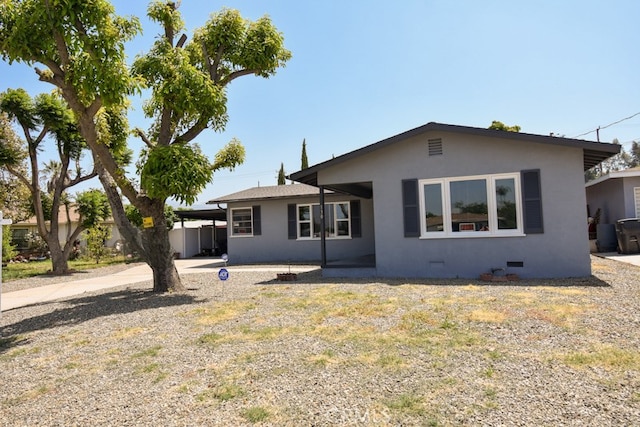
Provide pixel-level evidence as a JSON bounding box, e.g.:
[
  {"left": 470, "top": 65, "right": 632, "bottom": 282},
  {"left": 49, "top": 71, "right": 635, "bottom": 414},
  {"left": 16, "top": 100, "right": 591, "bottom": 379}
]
[{"left": 1, "top": 255, "right": 639, "bottom": 426}]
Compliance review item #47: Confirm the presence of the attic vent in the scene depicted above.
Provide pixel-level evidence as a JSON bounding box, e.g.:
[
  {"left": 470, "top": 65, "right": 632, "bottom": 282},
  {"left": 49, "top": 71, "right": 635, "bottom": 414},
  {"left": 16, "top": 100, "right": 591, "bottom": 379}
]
[{"left": 428, "top": 138, "right": 443, "bottom": 156}]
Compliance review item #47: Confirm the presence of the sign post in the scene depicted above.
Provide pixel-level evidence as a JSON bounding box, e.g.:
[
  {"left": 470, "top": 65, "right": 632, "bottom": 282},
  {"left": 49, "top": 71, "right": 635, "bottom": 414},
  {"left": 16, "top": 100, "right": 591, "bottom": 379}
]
[{"left": 0, "top": 211, "right": 14, "bottom": 317}]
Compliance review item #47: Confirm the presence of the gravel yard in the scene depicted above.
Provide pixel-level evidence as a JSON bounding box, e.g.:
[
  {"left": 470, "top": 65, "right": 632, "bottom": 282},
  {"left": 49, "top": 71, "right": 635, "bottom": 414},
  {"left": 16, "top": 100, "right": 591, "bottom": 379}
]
[{"left": 1, "top": 255, "right": 639, "bottom": 426}]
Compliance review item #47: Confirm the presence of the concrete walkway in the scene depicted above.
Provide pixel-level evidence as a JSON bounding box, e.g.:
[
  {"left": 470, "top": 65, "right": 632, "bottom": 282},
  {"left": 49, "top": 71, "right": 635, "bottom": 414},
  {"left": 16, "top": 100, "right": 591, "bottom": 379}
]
[
  {"left": 594, "top": 252, "right": 640, "bottom": 267},
  {"left": 1, "top": 258, "right": 319, "bottom": 312}
]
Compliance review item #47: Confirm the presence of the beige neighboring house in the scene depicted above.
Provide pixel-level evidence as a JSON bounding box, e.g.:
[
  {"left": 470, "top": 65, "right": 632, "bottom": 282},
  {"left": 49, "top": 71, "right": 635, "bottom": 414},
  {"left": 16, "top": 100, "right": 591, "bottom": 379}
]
[{"left": 10, "top": 205, "right": 121, "bottom": 253}]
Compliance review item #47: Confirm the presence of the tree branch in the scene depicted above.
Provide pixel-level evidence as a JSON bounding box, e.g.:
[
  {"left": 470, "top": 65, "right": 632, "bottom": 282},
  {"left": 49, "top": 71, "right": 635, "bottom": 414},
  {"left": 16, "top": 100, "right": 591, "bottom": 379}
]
[
  {"left": 67, "top": 169, "right": 98, "bottom": 187},
  {"left": 6, "top": 165, "right": 34, "bottom": 193},
  {"left": 173, "top": 117, "right": 208, "bottom": 145},
  {"left": 134, "top": 128, "right": 154, "bottom": 149},
  {"left": 219, "top": 69, "right": 260, "bottom": 86},
  {"left": 176, "top": 33, "right": 187, "bottom": 48}
]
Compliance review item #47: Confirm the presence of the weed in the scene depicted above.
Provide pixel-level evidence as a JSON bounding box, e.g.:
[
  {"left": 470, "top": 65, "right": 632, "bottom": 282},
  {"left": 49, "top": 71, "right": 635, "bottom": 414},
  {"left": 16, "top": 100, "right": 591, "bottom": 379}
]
[
  {"left": 377, "top": 353, "right": 405, "bottom": 368},
  {"left": 238, "top": 325, "right": 284, "bottom": 341},
  {"left": 132, "top": 345, "right": 162, "bottom": 358},
  {"left": 197, "top": 332, "right": 224, "bottom": 346},
  {"left": 486, "top": 349, "right": 503, "bottom": 360},
  {"left": 138, "top": 362, "right": 160, "bottom": 373},
  {"left": 197, "top": 383, "right": 245, "bottom": 402},
  {"left": 385, "top": 393, "right": 425, "bottom": 415},
  {"left": 112, "top": 327, "right": 145, "bottom": 339},
  {"left": 482, "top": 366, "right": 495, "bottom": 378},
  {"left": 241, "top": 406, "right": 270, "bottom": 423}
]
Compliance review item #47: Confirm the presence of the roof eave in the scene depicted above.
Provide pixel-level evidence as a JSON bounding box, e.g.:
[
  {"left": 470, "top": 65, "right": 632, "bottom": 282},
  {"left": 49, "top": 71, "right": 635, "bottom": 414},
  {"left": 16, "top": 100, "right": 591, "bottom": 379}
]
[{"left": 289, "top": 122, "right": 622, "bottom": 181}]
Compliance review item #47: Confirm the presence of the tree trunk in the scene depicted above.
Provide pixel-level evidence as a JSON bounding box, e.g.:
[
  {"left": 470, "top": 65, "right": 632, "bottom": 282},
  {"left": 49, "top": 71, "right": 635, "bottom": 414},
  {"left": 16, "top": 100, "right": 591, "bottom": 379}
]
[
  {"left": 46, "top": 236, "right": 71, "bottom": 275},
  {"left": 92, "top": 157, "right": 183, "bottom": 292},
  {"left": 141, "top": 206, "right": 184, "bottom": 293}
]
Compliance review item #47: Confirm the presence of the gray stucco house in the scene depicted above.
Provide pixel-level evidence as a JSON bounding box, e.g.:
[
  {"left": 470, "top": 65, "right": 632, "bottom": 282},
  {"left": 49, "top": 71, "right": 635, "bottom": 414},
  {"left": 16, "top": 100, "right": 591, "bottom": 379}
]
[
  {"left": 210, "top": 122, "right": 619, "bottom": 279},
  {"left": 585, "top": 167, "right": 640, "bottom": 223}
]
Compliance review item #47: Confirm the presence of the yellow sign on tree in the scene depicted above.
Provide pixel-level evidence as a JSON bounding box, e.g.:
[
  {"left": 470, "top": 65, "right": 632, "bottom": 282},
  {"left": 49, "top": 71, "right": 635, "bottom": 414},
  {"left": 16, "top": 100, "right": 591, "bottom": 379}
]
[{"left": 142, "top": 217, "right": 154, "bottom": 228}]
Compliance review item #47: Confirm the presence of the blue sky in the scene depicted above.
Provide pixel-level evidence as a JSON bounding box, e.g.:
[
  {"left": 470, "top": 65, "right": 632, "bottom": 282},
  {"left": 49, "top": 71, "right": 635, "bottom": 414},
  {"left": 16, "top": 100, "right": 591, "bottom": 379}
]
[{"left": 2, "top": 1, "right": 639, "bottom": 207}]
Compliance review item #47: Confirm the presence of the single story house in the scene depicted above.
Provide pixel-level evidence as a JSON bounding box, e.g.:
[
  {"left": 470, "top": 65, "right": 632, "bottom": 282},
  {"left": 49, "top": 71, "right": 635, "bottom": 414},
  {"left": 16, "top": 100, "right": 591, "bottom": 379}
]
[
  {"left": 210, "top": 122, "right": 619, "bottom": 279},
  {"left": 11, "top": 205, "right": 122, "bottom": 252},
  {"left": 585, "top": 166, "right": 640, "bottom": 223}
]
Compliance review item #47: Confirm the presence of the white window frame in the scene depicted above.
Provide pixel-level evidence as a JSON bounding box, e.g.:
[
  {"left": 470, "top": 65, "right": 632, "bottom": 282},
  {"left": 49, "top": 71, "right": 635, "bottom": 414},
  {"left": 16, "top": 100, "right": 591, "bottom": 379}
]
[
  {"left": 230, "top": 207, "right": 253, "bottom": 237},
  {"left": 296, "top": 202, "right": 351, "bottom": 240},
  {"left": 634, "top": 187, "right": 640, "bottom": 218},
  {"left": 418, "top": 173, "right": 524, "bottom": 238}
]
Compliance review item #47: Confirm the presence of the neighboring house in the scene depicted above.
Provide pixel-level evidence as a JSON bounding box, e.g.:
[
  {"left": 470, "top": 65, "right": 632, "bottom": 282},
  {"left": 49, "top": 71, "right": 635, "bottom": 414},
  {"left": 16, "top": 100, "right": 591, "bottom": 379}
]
[
  {"left": 10, "top": 205, "right": 121, "bottom": 252},
  {"left": 211, "top": 122, "right": 619, "bottom": 279},
  {"left": 585, "top": 167, "right": 640, "bottom": 223}
]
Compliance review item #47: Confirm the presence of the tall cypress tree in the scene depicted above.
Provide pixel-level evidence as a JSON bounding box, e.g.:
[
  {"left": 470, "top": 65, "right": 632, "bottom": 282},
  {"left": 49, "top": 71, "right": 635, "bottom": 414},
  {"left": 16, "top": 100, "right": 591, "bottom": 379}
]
[
  {"left": 277, "top": 162, "right": 286, "bottom": 185},
  {"left": 301, "top": 139, "right": 309, "bottom": 169}
]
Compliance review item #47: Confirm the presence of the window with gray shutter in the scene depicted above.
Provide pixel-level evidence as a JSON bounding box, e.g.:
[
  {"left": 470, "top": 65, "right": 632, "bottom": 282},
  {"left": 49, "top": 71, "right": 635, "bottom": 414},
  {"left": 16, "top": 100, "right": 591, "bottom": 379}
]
[
  {"left": 402, "top": 179, "right": 420, "bottom": 237},
  {"left": 521, "top": 169, "right": 544, "bottom": 234}
]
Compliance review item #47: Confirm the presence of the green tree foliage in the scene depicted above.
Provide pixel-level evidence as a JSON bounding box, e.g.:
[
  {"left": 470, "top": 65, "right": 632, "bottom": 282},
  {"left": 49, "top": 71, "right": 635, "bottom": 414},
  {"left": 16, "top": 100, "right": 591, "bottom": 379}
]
[
  {"left": 125, "top": 204, "right": 177, "bottom": 230},
  {"left": 488, "top": 120, "right": 521, "bottom": 132},
  {"left": 277, "top": 162, "right": 286, "bottom": 185},
  {"left": 301, "top": 138, "right": 309, "bottom": 169},
  {"left": 76, "top": 189, "right": 111, "bottom": 229},
  {"left": 84, "top": 224, "right": 111, "bottom": 264},
  {"left": 0, "top": 1, "right": 291, "bottom": 292},
  {"left": 2, "top": 225, "right": 17, "bottom": 262},
  {"left": 0, "top": 88, "right": 101, "bottom": 274},
  {"left": 0, "top": 113, "right": 31, "bottom": 221}
]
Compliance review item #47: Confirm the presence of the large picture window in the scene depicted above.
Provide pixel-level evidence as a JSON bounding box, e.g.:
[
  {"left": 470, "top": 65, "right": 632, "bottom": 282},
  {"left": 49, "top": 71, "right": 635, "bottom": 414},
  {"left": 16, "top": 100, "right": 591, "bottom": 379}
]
[
  {"left": 297, "top": 202, "right": 350, "bottom": 239},
  {"left": 419, "top": 173, "right": 523, "bottom": 238}
]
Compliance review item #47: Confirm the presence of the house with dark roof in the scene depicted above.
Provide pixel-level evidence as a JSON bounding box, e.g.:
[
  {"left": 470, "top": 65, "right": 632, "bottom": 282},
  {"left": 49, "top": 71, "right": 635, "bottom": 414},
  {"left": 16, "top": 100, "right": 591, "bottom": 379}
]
[{"left": 210, "top": 122, "right": 619, "bottom": 279}]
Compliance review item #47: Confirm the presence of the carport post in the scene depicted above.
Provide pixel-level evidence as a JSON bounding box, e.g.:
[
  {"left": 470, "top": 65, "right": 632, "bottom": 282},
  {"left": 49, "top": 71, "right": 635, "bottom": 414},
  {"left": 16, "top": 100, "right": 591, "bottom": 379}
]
[{"left": 320, "top": 186, "right": 327, "bottom": 268}]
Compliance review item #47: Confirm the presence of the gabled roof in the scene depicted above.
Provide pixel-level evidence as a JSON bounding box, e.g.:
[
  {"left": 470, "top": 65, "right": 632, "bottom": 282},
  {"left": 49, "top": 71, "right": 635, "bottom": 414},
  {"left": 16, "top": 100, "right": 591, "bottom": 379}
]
[
  {"left": 585, "top": 166, "right": 640, "bottom": 188},
  {"left": 12, "top": 204, "right": 115, "bottom": 226},
  {"left": 208, "top": 183, "right": 328, "bottom": 204},
  {"left": 289, "top": 122, "right": 621, "bottom": 186}
]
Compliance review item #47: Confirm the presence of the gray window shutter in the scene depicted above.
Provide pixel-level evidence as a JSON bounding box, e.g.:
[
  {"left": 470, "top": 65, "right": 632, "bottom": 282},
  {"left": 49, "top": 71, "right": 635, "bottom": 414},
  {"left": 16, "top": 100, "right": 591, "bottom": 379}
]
[
  {"left": 252, "top": 206, "right": 261, "bottom": 235},
  {"left": 287, "top": 204, "right": 297, "bottom": 239},
  {"left": 350, "top": 200, "right": 361, "bottom": 238},
  {"left": 402, "top": 179, "right": 420, "bottom": 237},
  {"left": 521, "top": 169, "right": 544, "bottom": 234}
]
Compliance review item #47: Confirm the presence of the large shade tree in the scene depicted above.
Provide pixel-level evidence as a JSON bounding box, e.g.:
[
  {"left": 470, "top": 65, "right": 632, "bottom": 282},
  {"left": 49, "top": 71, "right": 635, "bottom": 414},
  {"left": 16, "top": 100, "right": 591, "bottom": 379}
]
[
  {"left": 0, "top": 88, "right": 113, "bottom": 273},
  {"left": 0, "top": 1, "right": 291, "bottom": 291}
]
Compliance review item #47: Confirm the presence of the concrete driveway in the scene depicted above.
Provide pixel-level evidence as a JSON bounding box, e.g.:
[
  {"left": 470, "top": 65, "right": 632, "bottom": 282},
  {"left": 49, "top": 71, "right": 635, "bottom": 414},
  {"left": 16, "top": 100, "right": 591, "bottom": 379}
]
[{"left": 1, "top": 258, "right": 318, "bottom": 312}]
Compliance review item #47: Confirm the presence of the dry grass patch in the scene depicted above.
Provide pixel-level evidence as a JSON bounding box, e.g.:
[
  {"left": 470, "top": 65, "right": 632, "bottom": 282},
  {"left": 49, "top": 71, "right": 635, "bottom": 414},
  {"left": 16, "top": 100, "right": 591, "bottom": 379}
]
[
  {"left": 186, "top": 300, "right": 257, "bottom": 325},
  {"left": 562, "top": 344, "right": 640, "bottom": 371},
  {"left": 525, "top": 303, "right": 591, "bottom": 327},
  {"left": 111, "top": 326, "right": 146, "bottom": 339},
  {"left": 467, "top": 309, "right": 508, "bottom": 323}
]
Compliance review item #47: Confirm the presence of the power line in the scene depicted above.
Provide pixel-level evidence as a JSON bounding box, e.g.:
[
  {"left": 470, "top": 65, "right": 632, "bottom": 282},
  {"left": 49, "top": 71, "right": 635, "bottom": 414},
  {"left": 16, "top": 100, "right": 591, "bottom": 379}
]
[{"left": 573, "top": 112, "right": 640, "bottom": 140}]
